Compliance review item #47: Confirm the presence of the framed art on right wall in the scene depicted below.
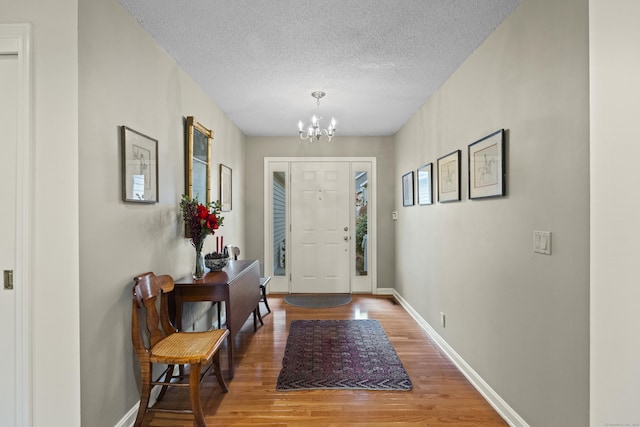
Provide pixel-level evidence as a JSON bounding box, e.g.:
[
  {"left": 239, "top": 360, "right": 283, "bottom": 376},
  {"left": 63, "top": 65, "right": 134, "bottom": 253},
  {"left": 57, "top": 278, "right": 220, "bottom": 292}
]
[
  {"left": 402, "top": 171, "right": 414, "bottom": 207},
  {"left": 417, "top": 163, "right": 433, "bottom": 205},
  {"left": 437, "top": 150, "right": 461, "bottom": 203},
  {"left": 468, "top": 129, "right": 505, "bottom": 199}
]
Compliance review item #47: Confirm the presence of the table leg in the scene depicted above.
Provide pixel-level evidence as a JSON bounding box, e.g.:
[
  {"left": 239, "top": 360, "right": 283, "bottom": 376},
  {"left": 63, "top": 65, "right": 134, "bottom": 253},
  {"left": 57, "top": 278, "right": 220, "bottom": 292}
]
[
  {"left": 175, "top": 298, "right": 185, "bottom": 377},
  {"left": 223, "top": 299, "right": 235, "bottom": 378},
  {"left": 227, "top": 334, "right": 234, "bottom": 379},
  {"left": 176, "top": 298, "right": 183, "bottom": 331}
]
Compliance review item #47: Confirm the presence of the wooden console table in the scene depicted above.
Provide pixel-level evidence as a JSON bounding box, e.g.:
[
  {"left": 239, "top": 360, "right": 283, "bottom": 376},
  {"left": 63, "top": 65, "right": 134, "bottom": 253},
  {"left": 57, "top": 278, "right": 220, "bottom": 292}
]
[{"left": 173, "top": 259, "right": 261, "bottom": 378}]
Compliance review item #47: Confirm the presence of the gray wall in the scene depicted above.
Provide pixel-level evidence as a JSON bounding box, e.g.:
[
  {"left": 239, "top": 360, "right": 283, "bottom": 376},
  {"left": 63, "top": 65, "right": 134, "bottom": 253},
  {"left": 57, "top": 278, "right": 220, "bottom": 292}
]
[
  {"left": 244, "top": 136, "right": 395, "bottom": 289},
  {"left": 78, "top": 0, "right": 246, "bottom": 425},
  {"left": 393, "top": 0, "right": 589, "bottom": 426}
]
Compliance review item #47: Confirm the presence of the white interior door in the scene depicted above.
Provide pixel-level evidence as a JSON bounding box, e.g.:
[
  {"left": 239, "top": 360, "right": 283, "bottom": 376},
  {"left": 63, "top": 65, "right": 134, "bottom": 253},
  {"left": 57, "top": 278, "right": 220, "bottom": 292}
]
[
  {"left": 0, "top": 52, "right": 18, "bottom": 427},
  {"left": 291, "top": 162, "right": 350, "bottom": 293}
]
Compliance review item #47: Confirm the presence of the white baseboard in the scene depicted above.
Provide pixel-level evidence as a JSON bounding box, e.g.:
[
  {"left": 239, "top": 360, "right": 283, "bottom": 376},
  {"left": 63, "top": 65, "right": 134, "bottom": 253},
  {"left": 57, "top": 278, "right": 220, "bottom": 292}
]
[
  {"left": 114, "top": 403, "right": 137, "bottom": 427},
  {"left": 391, "top": 290, "right": 529, "bottom": 427},
  {"left": 114, "top": 374, "right": 167, "bottom": 427}
]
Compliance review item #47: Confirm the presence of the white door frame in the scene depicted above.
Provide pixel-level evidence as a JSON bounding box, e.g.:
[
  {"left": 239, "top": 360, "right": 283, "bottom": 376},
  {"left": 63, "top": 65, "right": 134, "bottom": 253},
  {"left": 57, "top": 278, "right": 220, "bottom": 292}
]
[
  {"left": 0, "top": 23, "right": 34, "bottom": 426},
  {"left": 263, "top": 157, "right": 376, "bottom": 294}
]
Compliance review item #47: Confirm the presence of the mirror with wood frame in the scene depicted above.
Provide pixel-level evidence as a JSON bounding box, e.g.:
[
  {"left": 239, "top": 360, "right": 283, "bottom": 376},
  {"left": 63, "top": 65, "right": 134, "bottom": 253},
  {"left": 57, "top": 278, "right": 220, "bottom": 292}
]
[{"left": 185, "top": 116, "right": 212, "bottom": 205}]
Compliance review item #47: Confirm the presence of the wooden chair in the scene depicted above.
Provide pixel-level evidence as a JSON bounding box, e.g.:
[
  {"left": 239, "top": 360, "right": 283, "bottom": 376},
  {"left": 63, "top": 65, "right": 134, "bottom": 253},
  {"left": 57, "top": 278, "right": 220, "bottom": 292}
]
[
  {"left": 131, "top": 272, "right": 229, "bottom": 427},
  {"left": 259, "top": 276, "right": 271, "bottom": 315}
]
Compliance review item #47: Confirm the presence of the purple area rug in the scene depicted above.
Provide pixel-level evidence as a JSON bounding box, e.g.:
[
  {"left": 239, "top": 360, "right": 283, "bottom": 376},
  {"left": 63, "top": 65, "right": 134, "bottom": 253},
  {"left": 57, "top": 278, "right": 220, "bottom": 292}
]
[{"left": 276, "top": 319, "right": 412, "bottom": 391}]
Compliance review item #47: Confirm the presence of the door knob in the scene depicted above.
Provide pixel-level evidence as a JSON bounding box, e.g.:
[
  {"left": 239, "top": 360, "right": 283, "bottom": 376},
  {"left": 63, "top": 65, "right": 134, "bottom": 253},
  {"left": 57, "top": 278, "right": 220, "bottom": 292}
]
[
  {"left": 344, "top": 236, "right": 348, "bottom": 241},
  {"left": 344, "top": 227, "right": 349, "bottom": 231}
]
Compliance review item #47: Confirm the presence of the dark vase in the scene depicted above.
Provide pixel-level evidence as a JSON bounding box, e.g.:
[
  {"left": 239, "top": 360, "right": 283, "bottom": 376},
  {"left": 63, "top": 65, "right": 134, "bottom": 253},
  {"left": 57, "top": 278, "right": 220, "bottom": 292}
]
[{"left": 193, "top": 239, "right": 205, "bottom": 279}]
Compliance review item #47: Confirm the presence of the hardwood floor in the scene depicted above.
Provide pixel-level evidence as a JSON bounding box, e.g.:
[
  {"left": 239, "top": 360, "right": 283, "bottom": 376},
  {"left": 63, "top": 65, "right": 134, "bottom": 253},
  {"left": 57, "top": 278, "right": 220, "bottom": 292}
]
[{"left": 141, "top": 295, "right": 508, "bottom": 426}]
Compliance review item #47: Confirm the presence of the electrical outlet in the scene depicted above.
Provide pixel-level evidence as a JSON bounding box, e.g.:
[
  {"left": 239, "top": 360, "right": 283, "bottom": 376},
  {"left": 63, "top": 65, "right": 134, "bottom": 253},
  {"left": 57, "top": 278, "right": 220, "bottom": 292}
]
[{"left": 440, "top": 312, "right": 446, "bottom": 328}]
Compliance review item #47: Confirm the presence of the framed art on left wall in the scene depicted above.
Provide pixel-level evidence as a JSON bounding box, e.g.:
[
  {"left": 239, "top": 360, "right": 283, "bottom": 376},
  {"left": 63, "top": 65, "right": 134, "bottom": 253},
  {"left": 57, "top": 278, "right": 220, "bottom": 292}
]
[
  {"left": 121, "top": 126, "right": 158, "bottom": 203},
  {"left": 220, "top": 163, "right": 232, "bottom": 211}
]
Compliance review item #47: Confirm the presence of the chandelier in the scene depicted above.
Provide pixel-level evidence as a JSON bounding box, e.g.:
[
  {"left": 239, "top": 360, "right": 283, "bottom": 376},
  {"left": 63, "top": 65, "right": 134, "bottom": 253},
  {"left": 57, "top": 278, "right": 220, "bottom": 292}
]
[{"left": 297, "top": 91, "right": 336, "bottom": 142}]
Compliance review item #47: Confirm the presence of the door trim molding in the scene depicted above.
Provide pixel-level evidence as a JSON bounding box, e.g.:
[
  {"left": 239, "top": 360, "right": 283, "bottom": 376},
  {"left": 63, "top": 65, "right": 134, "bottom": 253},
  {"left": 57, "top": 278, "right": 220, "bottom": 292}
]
[
  {"left": 0, "top": 23, "right": 34, "bottom": 426},
  {"left": 263, "top": 157, "right": 376, "bottom": 294}
]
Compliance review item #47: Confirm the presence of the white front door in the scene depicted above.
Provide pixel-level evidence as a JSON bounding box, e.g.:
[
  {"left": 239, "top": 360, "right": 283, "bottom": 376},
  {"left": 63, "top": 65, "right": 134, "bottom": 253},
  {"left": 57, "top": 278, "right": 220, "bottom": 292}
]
[
  {"left": 0, "top": 51, "right": 18, "bottom": 427},
  {"left": 290, "top": 162, "right": 350, "bottom": 293}
]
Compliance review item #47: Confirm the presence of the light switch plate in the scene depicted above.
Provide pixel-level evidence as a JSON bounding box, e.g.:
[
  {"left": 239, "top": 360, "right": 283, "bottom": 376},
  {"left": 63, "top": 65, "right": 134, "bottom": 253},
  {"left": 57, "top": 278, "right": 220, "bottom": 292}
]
[
  {"left": 533, "top": 231, "right": 551, "bottom": 255},
  {"left": 392, "top": 211, "right": 398, "bottom": 221}
]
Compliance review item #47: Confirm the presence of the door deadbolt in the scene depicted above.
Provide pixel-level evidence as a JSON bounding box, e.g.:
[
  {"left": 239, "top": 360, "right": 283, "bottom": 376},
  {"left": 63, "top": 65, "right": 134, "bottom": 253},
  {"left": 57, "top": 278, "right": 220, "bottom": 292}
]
[{"left": 344, "top": 226, "right": 349, "bottom": 231}]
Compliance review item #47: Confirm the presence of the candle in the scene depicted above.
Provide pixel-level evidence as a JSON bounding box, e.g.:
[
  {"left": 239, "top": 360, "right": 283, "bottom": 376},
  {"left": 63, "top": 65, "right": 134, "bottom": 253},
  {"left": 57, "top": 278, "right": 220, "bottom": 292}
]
[{"left": 221, "top": 236, "right": 224, "bottom": 253}]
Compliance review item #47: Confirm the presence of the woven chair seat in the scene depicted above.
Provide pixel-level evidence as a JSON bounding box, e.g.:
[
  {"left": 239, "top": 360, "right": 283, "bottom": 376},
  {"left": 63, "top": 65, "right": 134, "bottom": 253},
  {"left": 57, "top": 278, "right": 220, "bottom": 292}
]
[{"left": 151, "top": 329, "right": 228, "bottom": 365}]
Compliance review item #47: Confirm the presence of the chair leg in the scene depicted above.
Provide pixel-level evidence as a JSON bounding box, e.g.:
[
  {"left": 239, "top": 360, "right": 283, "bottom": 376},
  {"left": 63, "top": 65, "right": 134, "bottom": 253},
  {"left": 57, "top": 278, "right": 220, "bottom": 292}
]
[
  {"left": 189, "top": 363, "right": 206, "bottom": 427},
  {"left": 134, "top": 362, "right": 152, "bottom": 427},
  {"left": 213, "top": 351, "right": 228, "bottom": 393},
  {"left": 263, "top": 292, "right": 271, "bottom": 314},
  {"left": 156, "top": 364, "right": 174, "bottom": 402}
]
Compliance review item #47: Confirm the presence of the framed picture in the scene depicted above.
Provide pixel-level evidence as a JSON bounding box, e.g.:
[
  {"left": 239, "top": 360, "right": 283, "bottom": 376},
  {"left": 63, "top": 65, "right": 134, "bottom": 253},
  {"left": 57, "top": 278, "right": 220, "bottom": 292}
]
[
  {"left": 468, "top": 129, "right": 505, "bottom": 199},
  {"left": 417, "top": 163, "right": 433, "bottom": 205},
  {"left": 220, "top": 164, "right": 232, "bottom": 211},
  {"left": 121, "top": 126, "right": 158, "bottom": 203},
  {"left": 402, "top": 171, "right": 414, "bottom": 206},
  {"left": 437, "top": 150, "right": 461, "bottom": 203},
  {"left": 185, "top": 116, "right": 212, "bottom": 205}
]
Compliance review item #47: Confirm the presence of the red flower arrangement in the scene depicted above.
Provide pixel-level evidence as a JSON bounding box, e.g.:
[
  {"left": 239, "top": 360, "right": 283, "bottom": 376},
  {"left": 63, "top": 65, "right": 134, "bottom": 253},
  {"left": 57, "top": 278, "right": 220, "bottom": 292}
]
[{"left": 180, "top": 194, "right": 224, "bottom": 251}]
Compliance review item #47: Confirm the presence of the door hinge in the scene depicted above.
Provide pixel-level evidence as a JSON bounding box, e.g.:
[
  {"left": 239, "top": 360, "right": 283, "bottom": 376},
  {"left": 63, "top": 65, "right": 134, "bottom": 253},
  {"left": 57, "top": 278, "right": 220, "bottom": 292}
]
[
  {"left": 4, "top": 270, "right": 14, "bottom": 290},
  {"left": 289, "top": 273, "right": 292, "bottom": 282}
]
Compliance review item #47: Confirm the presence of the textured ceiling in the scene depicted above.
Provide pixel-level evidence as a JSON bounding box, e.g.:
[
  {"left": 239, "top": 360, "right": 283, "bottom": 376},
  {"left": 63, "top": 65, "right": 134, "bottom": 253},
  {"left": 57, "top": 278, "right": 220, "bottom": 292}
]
[{"left": 119, "top": 0, "right": 521, "bottom": 137}]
